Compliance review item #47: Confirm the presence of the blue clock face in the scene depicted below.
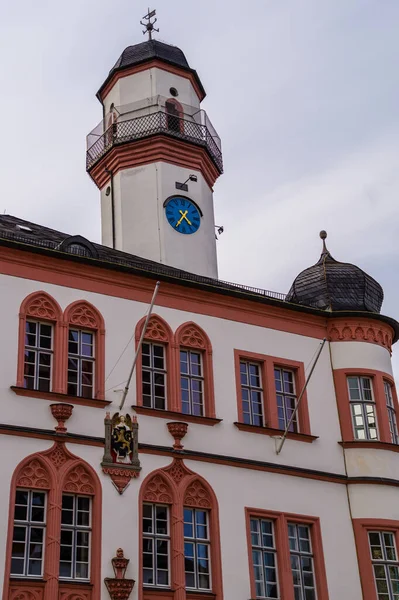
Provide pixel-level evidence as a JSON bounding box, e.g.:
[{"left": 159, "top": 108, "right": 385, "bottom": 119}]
[{"left": 164, "top": 196, "right": 201, "bottom": 235}]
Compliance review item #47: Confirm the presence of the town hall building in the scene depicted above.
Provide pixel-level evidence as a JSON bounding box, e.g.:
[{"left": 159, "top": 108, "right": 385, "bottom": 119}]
[{"left": 1, "top": 14, "right": 399, "bottom": 600}]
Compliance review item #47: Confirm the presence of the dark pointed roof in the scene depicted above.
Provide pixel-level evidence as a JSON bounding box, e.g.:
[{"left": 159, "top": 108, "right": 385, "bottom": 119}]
[
  {"left": 97, "top": 39, "right": 206, "bottom": 101},
  {"left": 286, "top": 231, "right": 384, "bottom": 313}
]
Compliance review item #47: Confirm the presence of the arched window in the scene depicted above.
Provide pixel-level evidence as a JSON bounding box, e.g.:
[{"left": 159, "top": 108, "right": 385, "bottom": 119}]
[
  {"left": 135, "top": 315, "right": 175, "bottom": 411},
  {"left": 175, "top": 322, "right": 216, "bottom": 418},
  {"left": 63, "top": 301, "right": 105, "bottom": 400},
  {"left": 139, "top": 461, "right": 223, "bottom": 600},
  {"left": 3, "top": 444, "right": 102, "bottom": 599},
  {"left": 165, "top": 99, "right": 183, "bottom": 134},
  {"left": 17, "top": 291, "right": 63, "bottom": 393}
]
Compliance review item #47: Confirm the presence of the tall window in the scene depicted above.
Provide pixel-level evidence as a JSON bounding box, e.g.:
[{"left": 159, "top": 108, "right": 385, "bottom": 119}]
[
  {"left": 275, "top": 368, "right": 298, "bottom": 432},
  {"left": 142, "top": 343, "right": 167, "bottom": 410},
  {"left": 60, "top": 494, "right": 91, "bottom": 580},
  {"left": 11, "top": 489, "right": 46, "bottom": 577},
  {"left": 184, "top": 508, "right": 211, "bottom": 590},
  {"left": 180, "top": 350, "right": 204, "bottom": 416},
  {"left": 347, "top": 376, "right": 378, "bottom": 440},
  {"left": 67, "top": 330, "right": 95, "bottom": 398},
  {"left": 384, "top": 382, "right": 399, "bottom": 445},
  {"left": 288, "top": 523, "right": 317, "bottom": 600},
  {"left": 142, "top": 504, "right": 170, "bottom": 586},
  {"left": 368, "top": 531, "right": 399, "bottom": 600},
  {"left": 240, "top": 361, "right": 263, "bottom": 426},
  {"left": 24, "top": 321, "right": 53, "bottom": 392},
  {"left": 250, "top": 517, "right": 278, "bottom": 599}
]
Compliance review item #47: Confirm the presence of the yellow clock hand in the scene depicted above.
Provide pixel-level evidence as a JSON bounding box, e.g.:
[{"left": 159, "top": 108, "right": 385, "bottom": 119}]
[{"left": 176, "top": 210, "right": 192, "bottom": 227}]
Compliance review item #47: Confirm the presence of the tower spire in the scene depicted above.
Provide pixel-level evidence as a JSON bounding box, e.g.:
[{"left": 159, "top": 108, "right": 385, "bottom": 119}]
[{"left": 140, "top": 8, "right": 159, "bottom": 40}]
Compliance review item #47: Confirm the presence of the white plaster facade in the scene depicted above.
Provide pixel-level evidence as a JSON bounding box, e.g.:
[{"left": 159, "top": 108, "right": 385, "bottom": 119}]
[{"left": 0, "top": 269, "right": 398, "bottom": 600}]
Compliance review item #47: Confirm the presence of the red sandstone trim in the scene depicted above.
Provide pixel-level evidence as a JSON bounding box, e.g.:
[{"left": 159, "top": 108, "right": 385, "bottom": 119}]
[
  {"left": 99, "top": 60, "right": 206, "bottom": 103},
  {"left": 0, "top": 426, "right": 104, "bottom": 447},
  {"left": 234, "top": 422, "right": 318, "bottom": 443},
  {"left": 2, "top": 444, "right": 102, "bottom": 600},
  {"left": 135, "top": 314, "right": 175, "bottom": 411},
  {"left": 175, "top": 322, "right": 216, "bottom": 418},
  {"left": 139, "top": 461, "right": 223, "bottom": 600},
  {"left": 234, "top": 350, "right": 311, "bottom": 435},
  {"left": 16, "top": 292, "right": 106, "bottom": 403},
  {"left": 339, "top": 440, "right": 399, "bottom": 453},
  {"left": 132, "top": 405, "right": 221, "bottom": 426},
  {"left": 333, "top": 368, "right": 398, "bottom": 444},
  {"left": 245, "top": 508, "right": 329, "bottom": 600},
  {"left": 88, "top": 136, "right": 220, "bottom": 190},
  {"left": 0, "top": 246, "right": 330, "bottom": 341},
  {"left": 17, "top": 291, "right": 63, "bottom": 393},
  {"left": 353, "top": 518, "right": 399, "bottom": 600},
  {"left": 63, "top": 300, "right": 106, "bottom": 400},
  {"left": 11, "top": 386, "right": 111, "bottom": 408},
  {"left": 328, "top": 318, "right": 393, "bottom": 353}
]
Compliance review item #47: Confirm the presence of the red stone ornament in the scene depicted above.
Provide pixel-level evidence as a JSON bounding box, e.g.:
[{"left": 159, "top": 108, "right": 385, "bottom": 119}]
[
  {"left": 167, "top": 421, "right": 188, "bottom": 450},
  {"left": 50, "top": 403, "right": 73, "bottom": 433},
  {"left": 104, "top": 548, "right": 135, "bottom": 599}
]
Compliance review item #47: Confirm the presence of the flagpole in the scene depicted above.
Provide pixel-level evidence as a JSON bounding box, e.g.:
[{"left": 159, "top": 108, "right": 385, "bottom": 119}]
[
  {"left": 119, "top": 281, "right": 160, "bottom": 411},
  {"left": 275, "top": 338, "right": 326, "bottom": 455}
]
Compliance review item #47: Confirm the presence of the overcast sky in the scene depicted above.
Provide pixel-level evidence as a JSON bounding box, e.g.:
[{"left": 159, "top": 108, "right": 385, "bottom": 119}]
[{"left": 1, "top": 1, "right": 398, "bottom": 368}]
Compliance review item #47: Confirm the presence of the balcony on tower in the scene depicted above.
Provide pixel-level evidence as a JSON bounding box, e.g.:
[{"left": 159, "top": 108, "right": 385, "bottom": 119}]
[{"left": 86, "top": 96, "right": 223, "bottom": 174}]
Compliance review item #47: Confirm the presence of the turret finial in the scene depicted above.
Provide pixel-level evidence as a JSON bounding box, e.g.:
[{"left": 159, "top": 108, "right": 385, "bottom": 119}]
[
  {"left": 140, "top": 8, "right": 159, "bottom": 40},
  {"left": 319, "top": 230, "right": 328, "bottom": 254}
]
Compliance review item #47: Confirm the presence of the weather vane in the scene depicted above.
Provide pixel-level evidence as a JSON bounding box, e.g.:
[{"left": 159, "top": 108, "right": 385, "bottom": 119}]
[{"left": 140, "top": 8, "right": 159, "bottom": 40}]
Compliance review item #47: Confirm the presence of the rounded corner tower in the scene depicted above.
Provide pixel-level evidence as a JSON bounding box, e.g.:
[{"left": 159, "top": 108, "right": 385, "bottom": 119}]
[{"left": 86, "top": 34, "right": 223, "bottom": 279}]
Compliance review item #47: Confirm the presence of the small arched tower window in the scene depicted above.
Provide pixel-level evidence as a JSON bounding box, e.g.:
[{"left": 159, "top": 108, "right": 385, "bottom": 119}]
[{"left": 165, "top": 99, "right": 183, "bottom": 134}]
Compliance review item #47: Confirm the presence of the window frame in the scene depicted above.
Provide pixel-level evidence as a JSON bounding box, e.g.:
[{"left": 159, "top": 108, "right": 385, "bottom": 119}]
[
  {"left": 59, "top": 493, "right": 92, "bottom": 581},
  {"left": 347, "top": 375, "right": 378, "bottom": 441},
  {"left": 234, "top": 351, "right": 311, "bottom": 437},
  {"left": 245, "top": 508, "right": 329, "bottom": 600},
  {"left": 67, "top": 329, "right": 95, "bottom": 399},
  {"left": 141, "top": 342, "right": 168, "bottom": 410},
  {"left": 353, "top": 519, "right": 399, "bottom": 600},
  {"left": 274, "top": 367, "right": 298, "bottom": 433},
  {"left": 249, "top": 516, "right": 279, "bottom": 599},
  {"left": 11, "top": 489, "right": 47, "bottom": 578},
  {"left": 239, "top": 360, "right": 264, "bottom": 426},
  {"left": 384, "top": 380, "right": 399, "bottom": 445},
  {"left": 334, "top": 369, "right": 399, "bottom": 447},
  {"left": 24, "top": 320, "right": 54, "bottom": 393},
  {"left": 183, "top": 506, "right": 212, "bottom": 591},
  {"left": 142, "top": 503, "right": 171, "bottom": 588},
  {"left": 180, "top": 349, "right": 205, "bottom": 417},
  {"left": 175, "top": 322, "right": 216, "bottom": 419}
]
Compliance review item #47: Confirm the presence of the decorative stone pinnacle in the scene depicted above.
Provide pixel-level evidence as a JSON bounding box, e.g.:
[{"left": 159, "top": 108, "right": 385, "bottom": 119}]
[
  {"left": 105, "top": 548, "right": 135, "bottom": 599},
  {"left": 50, "top": 403, "right": 73, "bottom": 434},
  {"left": 167, "top": 421, "right": 188, "bottom": 450}
]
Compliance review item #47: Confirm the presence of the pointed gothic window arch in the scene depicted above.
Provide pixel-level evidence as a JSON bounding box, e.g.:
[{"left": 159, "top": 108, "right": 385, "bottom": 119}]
[
  {"left": 17, "top": 291, "right": 63, "bottom": 393},
  {"left": 138, "top": 461, "right": 223, "bottom": 600},
  {"left": 63, "top": 300, "right": 105, "bottom": 400},
  {"left": 135, "top": 314, "right": 175, "bottom": 411},
  {"left": 3, "top": 444, "right": 102, "bottom": 599},
  {"left": 175, "top": 322, "right": 216, "bottom": 418}
]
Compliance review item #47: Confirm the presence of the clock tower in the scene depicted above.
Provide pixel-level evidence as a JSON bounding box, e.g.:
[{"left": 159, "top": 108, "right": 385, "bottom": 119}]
[{"left": 86, "top": 15, "right": 223, "bottom": 279}]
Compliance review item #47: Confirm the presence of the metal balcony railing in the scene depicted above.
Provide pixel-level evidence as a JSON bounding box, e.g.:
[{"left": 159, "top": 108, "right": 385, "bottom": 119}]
[{"left": 86, "top": 111, "right": 223, "bottom": 172}]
